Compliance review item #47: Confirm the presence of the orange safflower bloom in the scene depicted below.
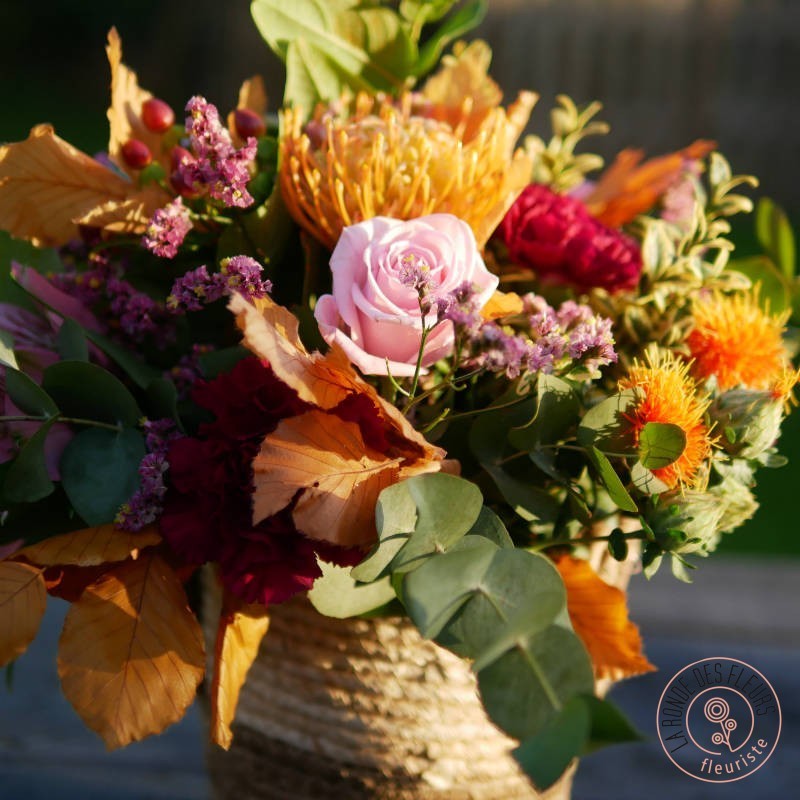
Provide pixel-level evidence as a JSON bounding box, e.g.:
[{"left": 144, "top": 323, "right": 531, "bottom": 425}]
[
  {"left": 279, "top": 91, "right": 536, "bottom": 251},
  {"left": 687, "top": 290, "right": 791, "bottom": 392},
  {"left": 619, "top": 352, "right": 713, "bottom": 489}
]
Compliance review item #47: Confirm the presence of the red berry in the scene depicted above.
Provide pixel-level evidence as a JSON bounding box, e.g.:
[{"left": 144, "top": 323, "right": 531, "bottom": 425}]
[
  {"left": 171, "top": 146, "right": 193, "bottom": 170},
  {"left": 233, "top": 108, "right": 266, "bottom": 139},
  {"left": 141, "top": 97, "right": 175, "bottom": 134},
  {"left": 121, "top": 139, "right": 152, "bottom": 170}
]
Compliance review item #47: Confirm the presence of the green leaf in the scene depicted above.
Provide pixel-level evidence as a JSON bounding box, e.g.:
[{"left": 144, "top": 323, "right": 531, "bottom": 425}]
[
  {"left": 756, "top": 197, "right": 795, "bottom": 279},
  {"left": 60, "top": 428, "right": 145, "bottom": 525},
  {"left": 198, "top": 346, "right": 250, "bottom": 379},
  {"left": 582, "top": 695, "right": 644, "bottom": 750},
  {"left": 84, "top": 330, "right": 160, "bottom": 390},
  {"left": 470, "top": 390, "right": 537, "bottom": 465},
  {"left": 145, "top": 378, "right": 180, "bottom": 426},
  {"left": 388, "top": 473, "right": 484, "bottom": 573},
  {"left": 607, "top": 528, "right": 629, "bottom": 561},
  {"left": 0, "top": 330, "right": 18, "bottom": 369},
  {"left": 484, "top": 466, "right": 561, "bottom": 524},
  {"left": 1, "top": 419, "right": 57, "bottom": 503},
  {"left": 56, "top": 319, "right": 89, "bottom": 362},
  {"left": 251, "top": 0, "right": 416, "bottom": 114},
  {"left": 576, "top": 390, "right": 638, "bottom": 454},
  {"left": 728, "top": 255, "right": 791, "bottom": 313},
  {"left": 630, "top": 462, "right": 670, "bottom": 495},
  {"left": 477, "top": 624, "right": 594, "bottom": 740},
  {"left": 43, "top": 361, "right": 141, "bottom": 427},
  {"left": 508, "top": 374, "right": 579, "bottom": 451},
  {"left": 513, "top": 696, "right": 589, "bottom": 790},
  {"left": 586, "top": 446, "right": 637, "bottom": 512},
  {"left": 413, "top": 0, "right": 488, "bottom": 77},
  {"left": 308, "top": 561, "right": 396, "bottom": 618},
  {"left": 464, "top": 506, "right": 514, "bottom": 548},
  {"left": 5, "top": 369, "right": 59, "bottom": 418},
  {"left": 399, "top": 0, "right": 456, "bottom": 25},
  {"left": 638, "top": 422, "right": 686, "bottom": 470}
]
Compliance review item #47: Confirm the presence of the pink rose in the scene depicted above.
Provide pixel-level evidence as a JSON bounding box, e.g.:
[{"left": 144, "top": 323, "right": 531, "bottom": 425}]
[{"left": 315, "top": 214, "right": 498, "bottom": 376}]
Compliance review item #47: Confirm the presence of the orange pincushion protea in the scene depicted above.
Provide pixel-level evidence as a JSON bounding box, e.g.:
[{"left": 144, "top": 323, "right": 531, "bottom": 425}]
[
  {"left": 686, "top": 290, "right": 791, "bottom": 392},
  {"left": 619, "top": 352, "right": 713, "bottom": 489},
  {"left": 279, "top": 91, "right": 536, "bottom": 251}
]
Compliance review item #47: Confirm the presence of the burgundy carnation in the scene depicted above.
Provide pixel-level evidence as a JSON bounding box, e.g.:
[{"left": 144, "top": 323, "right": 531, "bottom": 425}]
[
  {"left": 498, "top": 184, "right": 642, "bottom": 293},
  {"left": 160, "top": 356, "right": 360, "bottom": 606}
]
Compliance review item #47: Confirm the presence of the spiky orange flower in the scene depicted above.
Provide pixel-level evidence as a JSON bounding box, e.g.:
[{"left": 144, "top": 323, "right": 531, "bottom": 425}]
[
  {"left": 619, "top": 352, "right": 713, "bottom": 489},
  {"left": 687, "top": 290, "right": 791, "bottom": 392},
  {"left": 279, "top": 91, "right": 536, "bottom": 251}
]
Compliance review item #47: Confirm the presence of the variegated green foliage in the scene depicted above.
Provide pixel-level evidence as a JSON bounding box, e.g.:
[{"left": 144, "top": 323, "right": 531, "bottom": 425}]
[{"left": 525, "top": 95, "right": 609, "bottom": 192}]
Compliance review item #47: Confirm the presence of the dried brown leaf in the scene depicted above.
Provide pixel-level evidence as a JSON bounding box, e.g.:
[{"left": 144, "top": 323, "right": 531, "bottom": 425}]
[{"left": 0, "top": 562, "right": 47, "bottom": 667}]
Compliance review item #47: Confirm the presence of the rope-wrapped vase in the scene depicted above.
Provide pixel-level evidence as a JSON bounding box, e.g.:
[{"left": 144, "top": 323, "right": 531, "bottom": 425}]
[{"left": 204, "top": 535, "right": 637, "bottom": 800}]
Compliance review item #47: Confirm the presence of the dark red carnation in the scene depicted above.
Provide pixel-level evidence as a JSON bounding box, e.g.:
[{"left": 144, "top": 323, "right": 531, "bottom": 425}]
[
  {"left": 498, "top": 183, "right": 642, "bottom": 293},
  {"left": 160, "top": 356, "right": 360, "bottom": 606}
]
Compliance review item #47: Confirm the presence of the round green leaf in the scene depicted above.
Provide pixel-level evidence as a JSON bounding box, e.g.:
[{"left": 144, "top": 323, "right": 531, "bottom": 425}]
[
  {"left": 1, "top": 419, "right": 56, "bottom": 503},
  {"left": 638, "top": 421, "right": 686, "bottom": 470},
  {"left": 43, "top": 361, "right": 141, "bottom": 427},
  {"left": 60, "top": 428, "right": 145, "bottom": 525},
  {"left": 5, "top": 368, "right": 58, "bottom": 418},
  {"left": 308, "top": 561, "right": 396, "bottom": 619},
  {"left": 576, "top": 390, "right": 638, "bottom": 454}
]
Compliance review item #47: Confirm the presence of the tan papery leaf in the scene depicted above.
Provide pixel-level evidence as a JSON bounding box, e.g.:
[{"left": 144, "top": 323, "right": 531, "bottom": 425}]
[
  {"left": 210, "top": 592, "right": 270, "bottom": 749},
  {"left": 18, "top": 524, "right": 162, "bottom": 568},
  {"left": 253, "top": 410, "right": 402, "bottom": 546},
  {"left": 0, "top": 562, "right": 47, "bottom": 667},
  {"left": 57, "top": 552, "right": 205, "bottom": 749},
  {"left": 75, "top": 183, "right": 169, "bottom": 234},
  {"left": 556, "top": 555, "right": 655, "bottom": 681},
  {"left": 230, "top": 294, "right": 446, "bottom": 470},
  {"left": 105, "top": 27, "right": 165, "bottom": 171},
  {"left": 0, "top": 124, "right": 139, "bottom": 246}
]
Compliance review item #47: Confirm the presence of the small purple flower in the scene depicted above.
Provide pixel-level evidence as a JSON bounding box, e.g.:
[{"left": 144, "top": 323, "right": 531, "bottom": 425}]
[
  {"left": 116, "top": 419, "right": 182, "bottom": 532},
  {"left": 167, "top": 256, "right": 272, "bottom": 314},
  {"left": 143, "top": 197, "right": 193, "bottom": 259},
  {"left": 177, "top": 96, "right": 258, "bottom": 209}
]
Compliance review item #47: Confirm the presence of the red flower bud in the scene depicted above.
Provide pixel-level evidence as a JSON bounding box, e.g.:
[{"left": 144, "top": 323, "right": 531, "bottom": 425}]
[
  {"left": 121, "top": 139, "right": 152, "bottom": 170},
  {"left": 141, "top": 97, "right": 175, "bottom": 134},
  {"left": 233, "top": 108, "right": 266, "bottom": 140}
]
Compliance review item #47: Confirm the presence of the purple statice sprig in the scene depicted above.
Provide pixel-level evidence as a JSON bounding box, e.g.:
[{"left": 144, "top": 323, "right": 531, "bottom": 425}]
[
  {"left": 178, "top": 96, "right": 258, "bottom": 209},
  {"left": 438, "top": 286, "right": 616, "bottom": 380},
  {"left": 116, "top": 419, "right": 182, "bottom": 532},
  {"left": 167, "top": 255, "right": 272, "bottom": 313},
  {"left": 142, "top": 197, "right": 193, "bottom": 259}
]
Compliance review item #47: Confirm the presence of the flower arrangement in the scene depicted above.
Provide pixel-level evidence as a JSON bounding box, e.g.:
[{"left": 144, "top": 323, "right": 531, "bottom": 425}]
[{"left": 1, "top": 1, "right": 798, "bottom": 793}]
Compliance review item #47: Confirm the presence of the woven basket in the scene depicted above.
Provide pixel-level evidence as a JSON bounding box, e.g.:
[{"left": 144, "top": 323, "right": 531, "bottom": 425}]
[{"left": 203, "top": 530, "right": 637, "bottom": 800}]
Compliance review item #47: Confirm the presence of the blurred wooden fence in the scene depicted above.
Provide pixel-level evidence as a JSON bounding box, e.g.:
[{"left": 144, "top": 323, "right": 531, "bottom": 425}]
[{"left": 475, "top": 0, "right": 800, "bottom": 207}]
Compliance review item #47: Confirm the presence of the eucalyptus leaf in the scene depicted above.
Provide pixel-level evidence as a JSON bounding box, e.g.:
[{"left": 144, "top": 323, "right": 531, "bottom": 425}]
[
  {"left": 43, "top": 361, "right": 141, "bottom": 427},
  {"left": 630, "top": 462, "right": 670, "bottom": 495},
  {"left": 508, "top": 374, "right": 579, "bottom": 451},
  {"left": 84, "top": 330, "right": 160, "bottom": 389},
  {"left": 576, "top": 390, "right": 638, "bottom": 454},
  {"left": 145, "top": 378, "right": 180, "bottom": 426},
  {"left": 60, "top": 428, "right": 145, "bottom": 525},
  {"left": 465, "top": 506, "right": 514, "bottom": 548},
  {"left": 308, "top": 560, "right": 396, "bottom": 618},
  {"left": 484, "top": 466, "right": 561, "bottom": 524},
  {"left": 728, "top": 255, "right": 791, "bottom": 313},
  {"left": 477, "top": 625, "right": 594, "bottom": 740},
  {"left": 513, "top": 696, "right": 590, "bottom": 790},
  {"left": 56, "top": 319, "right": 89, "bottom": 362},
  {"left": 5, "top": 368, "right": 58, "bottom": 418},
  {"left": 638, "top": 422, "right": 686, "bottom": 470},
  {"left": 1, "top": 419, "right": 56, "bottom": 503},
  {"left": 582, "top": 695, "right": 644, "bottom": 750},
  {"left": 586, "top": 446, "right": 637, "bottom": 513}
]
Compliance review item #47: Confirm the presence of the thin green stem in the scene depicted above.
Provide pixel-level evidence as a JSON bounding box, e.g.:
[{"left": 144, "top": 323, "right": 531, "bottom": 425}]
[
  {"left": 0, "top": 415, "right": 123, "bottom": 433},
  {"left": 528, "top": 530, "right": 645, "bottom": 553}
]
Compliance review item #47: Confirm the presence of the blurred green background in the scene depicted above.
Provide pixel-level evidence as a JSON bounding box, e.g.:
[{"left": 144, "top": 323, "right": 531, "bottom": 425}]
[{"left": 1, "top": 0, "right": 797, "bottom": 555}]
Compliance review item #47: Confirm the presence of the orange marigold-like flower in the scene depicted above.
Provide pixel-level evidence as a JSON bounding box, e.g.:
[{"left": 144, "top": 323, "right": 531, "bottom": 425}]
[
  {"left": 619, "top": 352, "right": 713, "bottom": 489},
  {"left": 687, "top": 290, "right": 791, "bottom": 392},
  {"left": 279, "top": 91, "right": 536, "bottom": 251}
]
